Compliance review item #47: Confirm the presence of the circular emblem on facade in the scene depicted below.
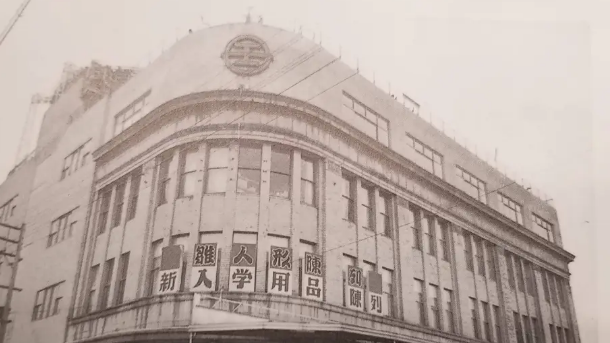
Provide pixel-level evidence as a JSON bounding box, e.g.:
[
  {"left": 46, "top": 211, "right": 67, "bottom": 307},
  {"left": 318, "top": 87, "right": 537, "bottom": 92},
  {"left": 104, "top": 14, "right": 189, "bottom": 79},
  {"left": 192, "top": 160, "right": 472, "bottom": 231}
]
[{"left": 222, "top": 35, "right": 273, "bottom": 76}]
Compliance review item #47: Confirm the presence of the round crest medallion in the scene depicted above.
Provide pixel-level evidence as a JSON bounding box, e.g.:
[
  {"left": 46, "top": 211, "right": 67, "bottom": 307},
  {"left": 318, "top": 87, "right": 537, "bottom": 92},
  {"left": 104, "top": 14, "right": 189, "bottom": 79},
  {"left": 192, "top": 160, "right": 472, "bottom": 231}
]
[{"left": 222, "top": 35, "right": 273, "bottom": 76}]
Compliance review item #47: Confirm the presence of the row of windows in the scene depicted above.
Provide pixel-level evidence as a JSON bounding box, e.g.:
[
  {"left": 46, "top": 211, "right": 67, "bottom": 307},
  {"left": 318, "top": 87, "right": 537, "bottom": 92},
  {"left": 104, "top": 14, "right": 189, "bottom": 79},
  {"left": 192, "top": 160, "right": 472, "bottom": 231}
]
[
  {"left": 499, "top": 193, "right": 523, "bottom": 225},
  {"left": 113, "top": 91, "right": 150, "bottom": 137},
  {"left": 342, "top": 255, "right": 394, "bottom": 317},
  {"left": 61, "top": 140, "right": 91, "bottom": 180},
  {"left": 411, "top": 207, "right": 451, "bottom": 261},
  {"left": 97, "top": 167, "right": 142, "bottom": 235},
  {"left": 341, "top": 172, "right": 392, "bottom": 236},
  {"left": 84, "top": 252, "right": 130, "bottom": 314},
  {"left": 532, "top": 213, "right": 554, "bottom": 243},
  {"left": 406, "top": 134, "right": 443, "bottom": 178},
  {"left": 48, "top": 208, "right": 77, "bottom": 247},
  {"left": 0, "top": 197, "right": 16, "bottom": 223},
  {"left": 456, "top": 165, "right": 487, "bottom": 203},
  {"left": 464, "top": 232, "right": 497, "bottom": 281},
  {"left": 541, "top": 269, "right": 568, "bottom": 309},
  {"left": 514, "top": 312, "right": 543, "bottom": 343},
  {"left": 505, "top": 251, "right": 537, "bottom": 296},
  {"left": 32, "top": 282, "right": 64, "bottom": 321},
  {"left": 550, "top": 324, "right": 572, "bottom": 343},
  {"left": 414, "top": 279, "right": 456, "bottom": 333},
  {"left": 342, "top": 92, "right": 389, "bottom": 146},
  {"left": 470, "top": 297, "right": 502, "bottom": 342}
]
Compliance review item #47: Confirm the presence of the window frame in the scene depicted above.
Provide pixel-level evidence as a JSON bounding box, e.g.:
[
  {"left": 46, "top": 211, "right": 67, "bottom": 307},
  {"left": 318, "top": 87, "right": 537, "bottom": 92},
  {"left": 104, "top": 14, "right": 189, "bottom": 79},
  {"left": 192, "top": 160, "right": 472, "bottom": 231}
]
[
  {"left": 429, "top": 284, "right": 440, "bottom": 329},
  {"left": 341, "top": 172, "right": 356, "bottom": 223},
  {"left": 97, "top": 187, "right": 112, "bottom": 235},
  {"left": 98, "top": 258, "right": 115, "bottom": 311},
  {"left": 31, "top": 282, "right": 64, "bottom": 321},
  {"left": 269, "top": 147, "right": 292, "bottom": 199},
  {"left": 114, "top": 252, "right": 130, "bottom": 306},
  {"left": 178, "top": 146, "right": 200, "bottom": 198},
  {"left": 464, "top": 232, "right": 474, "bottom": 271},
  {"left": 205, "top": 145, "right": 229, "bottom": 194},
  {"left": 237, "top": 145, "right": 263, "bottom": 195},
  {"left": 499, "top": 193, "right": 524, "bottom": 225},
  {"left": 126, "top": 167, "right": 142, "bottom": 221},
  {"left": 157, "top": 152, "right": 172, "bottom": 206},
  {"left": 406, "top": 134, "right": 444, "bottom": 178},
  {"left": 379, "top": 192, "right": 392, "bottom": 237},
  {"left": 48, "top": 209, "right": 76, "bottom": 247},
  {"left": 300, "top": 156, "right": 316, "bottom": 207},
  {"left": 456, "top": 165, "right": 487, "bottom": 203},
  {"left": 360, "top": 183, "right": 375, "bottom": 230},
  {"left": 111, "top": 180, "right": 126, "bottom": 228}
]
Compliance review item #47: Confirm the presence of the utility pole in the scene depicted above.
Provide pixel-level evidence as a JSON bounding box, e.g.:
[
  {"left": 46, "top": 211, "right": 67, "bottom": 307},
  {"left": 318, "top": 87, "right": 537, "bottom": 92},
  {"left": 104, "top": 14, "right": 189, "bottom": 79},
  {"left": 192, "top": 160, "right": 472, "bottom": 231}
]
[{"left": 0, "top": 222, "right": 24, "bottom": 343}]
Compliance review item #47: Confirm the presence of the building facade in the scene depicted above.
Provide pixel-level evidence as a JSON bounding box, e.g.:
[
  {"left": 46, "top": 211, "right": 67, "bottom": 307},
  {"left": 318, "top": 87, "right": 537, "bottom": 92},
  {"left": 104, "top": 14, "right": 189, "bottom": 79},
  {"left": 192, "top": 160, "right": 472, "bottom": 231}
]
[{"left": 4, "top": 23, "right": 579, "bottom": 343}]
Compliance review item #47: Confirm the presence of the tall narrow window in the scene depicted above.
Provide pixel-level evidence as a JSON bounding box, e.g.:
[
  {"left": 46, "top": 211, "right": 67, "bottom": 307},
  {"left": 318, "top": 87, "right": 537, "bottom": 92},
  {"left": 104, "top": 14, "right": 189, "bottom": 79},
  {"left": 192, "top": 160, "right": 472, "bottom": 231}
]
[
  {"left": 456, "top": 166, "right": 487, "bottom": 203},
  {"left": 99, "top": 258, "right": 115, "bottom": 310},
  {"left": 493, "top": 305, "right": 502, "bottom": 343},
  {"left": 443, "top": 289, "right": 455, "bottom": 333},
  {"left": 524, "top": 262, "right": 536, "bottom": 296},
  {"left": 360, "top": 184, "right": 374, "bottom": 230},
  {"left": 341, "top": 173, "right": 356, "bottom": 223},
  {"left": 414, "top": 279, "right": 425, "bottom": 325},
  {"left": 557, "top": 326, "right": 565, "bottom": 343},
  {"left": 157, "top": 153, "right": 172, "bottom": 206},
  {"left": 542, "top": 271, "right": 551, "bottom": 302},
  {"left": 423, "top": 214, "right": 436, "bottom": 256},
  {"left": 300, "top": 157, "right": 315, "bottom": 206},
  {"left": 516, "top": 258, "right": 526, "bottom": 292},
  {"left": 482, "top": 301, "right": 492, "bottom": 342},
  {"left": 438, "top": 221, "right": 450, "bottom": 261},
  {"left": 486, "top": 243, "right": 497, "bottom": 281},
  {"left": 237, "top": 145, "right": 262, "bottom": 195},
  {"left": 382, "top": 268, "right": 394, "bottom": 317},
  {"left": 114, "top": 252, "right": 130, "bottom": 305},
  {"left": 429, "top": 284, "right": 440, "bottom": 329},
  {"left": 499, "top": 193, "right": 523, "bottom": 225},
  {"left": 514, "top": 312, "right": 524, "bottom": 343},
  {"left": 532, "top": 213, "right": 555, "bottom": 243},
  {"left": 206, "top": 146, "right": 229, "bottom": 193},
  {"left": 464, "top": 232, "right": 474, "bottom": 271},
  {"left": 379, "top": 193, "right": 392, "bottom": 237},
  {"left": 178, "top": 147, "right": 199, "bottom": 198},
  {"left": 126, "top": 167, "right": 142, "bottom": 221},
  {"left": 111, "top": 180, "right": 126, "bottom": 228},
  {"left": 412, "top": 208, "right": 422, "bottom": 250},
  {"left": 556, "top": 277, "right": 566, "bottom": 309},
  {"left": 470, "top": 297, "right": 480, "bottom": 339},
  {"left": 98, "top": 187, "right": 112, "bottom": 234},
  {"left": 549, "top": 274, "right": 558, "bottom": 305},
  {"left": 565, "top": 328, "right": 571, "bottom": 343},
  {"left": 550, "top": 325, "right": 558, "bottom": 343},
  {"left": 506, "top": 251, "right": 516, "bottom": 289},
  {"left": 523, "top": 315, "right": 532, "bottom": 343},
  {"left": 270, "top": 148, "right": 291, "bottom": 198},
  {"left": 85, "top": 265, "right": 99, "bottom": 314},
  {"left": 532, "top": 317, "right": 541, "bottom": 343},
  {"left": 474, "top": 236, "right": 486, "bottom": 277},
  {"left": 147, "top": 240, "right": 163, "bottom": 296}
]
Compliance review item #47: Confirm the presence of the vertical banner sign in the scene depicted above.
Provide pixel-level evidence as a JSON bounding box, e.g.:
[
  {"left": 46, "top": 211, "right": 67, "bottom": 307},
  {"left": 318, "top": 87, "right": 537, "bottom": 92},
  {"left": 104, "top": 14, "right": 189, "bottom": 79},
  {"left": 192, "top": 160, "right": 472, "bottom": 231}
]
[
  {"left": 301, "top": 252, "right": 323, "bottom": 301},
  {"left": 157, "top": 245, "right": 184, "bottom": 295},
  {"left": 229, "top": 243, "right": 257, "bottom": 292},
  {"left": 366, "top": 271, "right": 387, "bottom": 316},
  {"left": 190, "top": 243, "right": 218, "bottom": 292},
  {"left": 267, "top": 246, "right": 293, "bottom": 295},
  {"left": 346, "top": 266, "right": 364, "bottom": 311}
]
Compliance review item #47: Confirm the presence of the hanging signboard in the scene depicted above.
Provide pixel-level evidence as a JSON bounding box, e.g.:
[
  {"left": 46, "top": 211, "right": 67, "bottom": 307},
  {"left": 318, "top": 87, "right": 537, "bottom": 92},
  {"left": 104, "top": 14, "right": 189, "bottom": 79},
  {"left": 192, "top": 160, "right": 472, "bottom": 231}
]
[
  {"left": 267, "top": 246, "right": 293, "bottom": 295},
  {"left": 157, "top": 245, "right": 184, "bottom": 295},
  {"left": 229, "top": 243, "right": 257, "bottom": 292},
  {"left": 301, "top": 252, "right": 323, "bottom": 301},
  {"left": 190, "top": 243, "right": 218, "bottom": 292},
  {"left": 366, "top": 270, "right": 388, "bottom": 316},
  {"left": 345, "top": 266, "right": 364, "bottom": 311}
]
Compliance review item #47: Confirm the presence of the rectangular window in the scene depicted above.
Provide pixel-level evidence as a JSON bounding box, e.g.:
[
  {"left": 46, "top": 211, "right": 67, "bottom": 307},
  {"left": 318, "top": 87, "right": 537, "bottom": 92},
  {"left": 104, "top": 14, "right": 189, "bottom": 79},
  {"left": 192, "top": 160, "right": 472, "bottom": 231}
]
[
  {"left": 464, "top": 232, "right": 474, "bottom": 271},
  {"left": 470, "top": 297, "right": 480, "bottom": 339},
  {"left": 114, "top": 252, "right": 130, "bottom": 306},
  {"left": 147, "top": 240, "right": 163, "bottom": 296},
  {"left": 414, "top": 279, "right": 426, "bottom": 325},
  {"left": 270, "top": 147, "right": 291, "bottom": 198},
  {"left": 98, "top": 186, "right": 112, "bottom": 235},
  {"left": 341, "top": 173, "right": 356, "bottom": 223},
  {"left": 486, "top": 243, "right": 497, "bottom": 281},
  {"left": 423, "top": 214, "right": 436, "bottom": 256},
  {"left": 482, "top": 301, "right": 492, "bottom": 342},
  {"left": 360, "top": 184, "right": 374, "bottom": 230},
  {"left": 342, "top": 92, "right": 390, "bottom": 146},
  {"left": 516, "top": 258, "right": 526, "bottom": 293},
  {"left": 111, "top": 180, "right": 126, "bottom": 228},
  {"left": 61, "top": 140, "right": 90, "bottom": 180},
  {"left": 382, "top": 268, "right": 394, "bottom": 317},
  {"left": 85, "top": 265, "right": 99, "bottom": 314},
  {"left": 32, "top": 282, "right": 63, "bottom": 321},
  {"left": 300, "top": 157, "right": 316, "bottom": 206},
  {"left": 532, "top": 213, "right": 554, "bottom": 243},
  {"left": 99, "top": 258, "right": 115, "bottom": 310},
  {"left": 493, "top": 305, "right": 502, "bottom": 343},
  {"left": 556, "top": 277, "right": 566, "bottom": 309},
  {"left": 524, "top": 262, "right": 536, "bottom": 296},
  {"left": 523, "top": 315, "right": 532, "bottom": 343},
  {"left": 113, "top": 91, "right": 150, "bottom": 136},
  {"left": 532, "top": 317, "right": 541, "bottom": 343},
  {"left": 406, "top": 134, "right": 443, "bottom": 178},
  {"left": 456, "top": 165, "right": 487, "bottom": 203},
  {"left": 178, "top": 147, "right": 199, "bottom": 198},
  {"left": 550, "top": 324, "right": 558, "bottom": 343},
  {"left": 438, "top": 221, "right": 450, "bottom": 261},
  {"left": 557, "top": 325, "right": 565, "bottom": 343},
  {"left": 565, "top": 328, "right": 571, "bottom": 343},
  {"left": 48, "top": 209, "right": 76, "bottom": 247},
  {"left": 474, "top": 236, "right": 486, "bottom": 277},
  {"left": 542, "top": 271, "right": 551, "bottom": 302},
  {"left": 506, "top": 251, "right": 516, "bottom": 289},
  {"left": 237, "top": 145, "right": 262, "bottom": 195},
  {"left": 499, "top": 193, "right": 523, "bottom": 225},
  {"left": 514, "top": 312, "right": 524, "bottom": 343},
  {"left": 412, "top": 207, "right": 423, "bottom": 250},
  {"left": 126, "top": 167, "right": 142, "bottom": 221},
  {"left": 379, "top": 193, "right": 392, "bottom": 237},
  {"left": 157, "top": 153, "right": 172, "bottom": 206},
  {"left": 443, "top": 289, "right": 455, "bottom": 333},
  {"left": 206, "top": 146, "right": 229, "bottom": 194},
  {"left": 429, "top": 284, "right": 440, "bottom": 329}
]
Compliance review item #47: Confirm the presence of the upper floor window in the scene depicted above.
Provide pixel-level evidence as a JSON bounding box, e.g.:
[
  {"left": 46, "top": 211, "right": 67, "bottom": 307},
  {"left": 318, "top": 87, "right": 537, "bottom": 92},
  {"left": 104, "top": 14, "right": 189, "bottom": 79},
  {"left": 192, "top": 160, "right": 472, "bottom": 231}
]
[
  {"left": 113, "top": 90, "right": 151, "bottom": 137},
  {"left": 99, "top": 258, "right": 115, "bottom": 311},
  {"left": 157, "top": 152, "right": 172, "bottom": 206},
  {"left": 0, "top": 197, "right": 16, "bottom": 223},
  {"left": 438, "top": 221, "right": 450, "bottom": 261},
  {"left": 499, "top": 193, "right": 523, "bottom": 225},
  {"left": 379, "top": 193, "right": 392, "bottom": 237},
  {"left": 360, "top": 183, "right": 374, "bottom": 230},
  {"left": 114, "top": 252, "right": 130, "bottom": 306},
  {"left": 341, "top": 173, "right": 356, "bottom": 223},
  {"left": 48, "top": 208, "right": 77, "bottom": 247},
  {"left": 423, "top": 214, "right": 436, "bottom": 256},
  {"left": 237, "top": 146, "right": 262, "bottom": 195},
  {"left": 300, "top": 157, "right": 316, "bottom": 206},
  {"left": 406, "top": 134, "right": 443, "bottom": 178},
  {"left": 464, "top": 232, "right": 474, "bottom": 271},
  {"left": 456, "top": 166, "right": 487, "bottom": 203},
  {"left": 97, "top": 186, "right": 112, "bottom": 235},
  {"left": 126, "top": 167, "right": 142, "bottom": 221},
  {"left": 270, "top": 147, "right": 291, "bottom": 199},
  {"left": 205, "top": 146, "right": 229, "bottom": 194},
  {"left": 486, "top": 242, "right": 497, "bottom": 281},
  {"left": 61, "top": 140, "right": 91, "bottom": 180},
  {"left": 505, "top": 251, "right": 516, "bottom": 289},
  {"left": 342, "top": 92, "right": 389, "bottom": 146},
  {"left": 111, "top": 179, "right": 126, "bottom": 228},
  {"left": 402, "top": 93, "right": 420, "bottom": 115},
  {"left": 474, "top": 236, "right": 485, "bottom": 277},
  {"left": 32, "top": 282, "right": 64, "bottom": 321},
  {"left": 532, "top": 213, "right": 554, "bottom": 243},
  {"left": 178, "top": 147, "right": 199, "bottom": 198}
]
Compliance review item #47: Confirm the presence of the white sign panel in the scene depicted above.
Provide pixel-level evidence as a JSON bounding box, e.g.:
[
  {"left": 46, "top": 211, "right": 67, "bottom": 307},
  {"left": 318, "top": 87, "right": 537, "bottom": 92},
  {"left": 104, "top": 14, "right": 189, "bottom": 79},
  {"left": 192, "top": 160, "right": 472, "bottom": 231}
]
[
  {"left": 190, "top": 243, "right": 218, "bottom": 292},
  {"left": 301, "top": 252, "right": 324, "bottom": 301},
  {"left": 345, "top": 266, "right": 364, "bottom": 311},
  {"left": 229, "top": 243, "right": 257, "bottom": 292},
  {"left": 267, "top": 246, "right": 293, "bottom": 295},
  {"left": 157, "top": 245, "right": 183, "bottom": 295}
]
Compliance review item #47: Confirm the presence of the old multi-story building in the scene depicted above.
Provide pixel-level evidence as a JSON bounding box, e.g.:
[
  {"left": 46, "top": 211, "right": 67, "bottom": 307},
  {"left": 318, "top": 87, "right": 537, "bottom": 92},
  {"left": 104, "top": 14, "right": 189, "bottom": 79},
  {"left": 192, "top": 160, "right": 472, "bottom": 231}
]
[{"left": 2, "top": 22, "right": 579, "bottom": 343}]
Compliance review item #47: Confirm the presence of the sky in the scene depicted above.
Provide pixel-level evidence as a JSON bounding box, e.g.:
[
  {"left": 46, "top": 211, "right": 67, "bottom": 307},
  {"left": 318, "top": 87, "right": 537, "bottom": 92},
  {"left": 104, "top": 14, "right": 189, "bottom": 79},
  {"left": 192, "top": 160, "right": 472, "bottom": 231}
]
[{"left": 0, "top": 0, "right": 604, "bottom": 342}]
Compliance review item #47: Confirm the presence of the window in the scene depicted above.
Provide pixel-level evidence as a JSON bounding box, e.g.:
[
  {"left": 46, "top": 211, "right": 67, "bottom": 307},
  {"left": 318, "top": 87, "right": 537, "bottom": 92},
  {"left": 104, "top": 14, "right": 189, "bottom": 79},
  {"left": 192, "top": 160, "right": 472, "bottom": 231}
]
[
  {"left": 412, "top": 207, "right": 423, "bottom": 250},
  {"left": 429, "top": 284, "right": 440, "bottom": 329},
  {"left": 362, "top": 261, "right": 375, "bottom": 282},
  {"left": 556, "top": 276, "right": 566, "bottom": 309},
  {"left": 565, "top": 328, "right": 571, "bottom": 343},
  {"left": 414, "top": 279, "right": 425, "bottom": 325},
  {"left": 61, "top": 140, "right": 91, "bottom": 180},
  {"left": 379, "top": 193, "right": 392, "bottom": 237},
  {"left": 515, "top": 258, "right": 526, "bottom": 293},
  {"left": 456, "top": 166, "right": 487, "bottom": 203},
  {"left": 360, "top": 184, "right": 374, "bottom": 230},
  {"left": 524, "top": 262, "right": 536, "bottom": 296},
  {"left": 486, "top": 243, "right": 497, "bottom": 281},
  {"left": 84, "top": 265, "right": 99, "bottom": 314},
  {"left": 438, "top": 221, "right": 450, "bottom": 261},
  {"left": 0, "top": 197, "right": 15, "bottom": 222},
  {"left": 470, "top": 297, "right": 480, "bottom": 339},
  {"left": 113, "top": 91, "right": 150, "bottom": 136},
  {"left": 557, "top": 326, "right": 565, "bottom": 343},
  {"left": 443, "top": 289, "right": 455, "bottom": 333},
  {"left": 270, "top": 148, "right": 291, "bottom": 198},
  {"left": 493, "top": 305, "right": 502, "bottom": 343},
  {"left": 549, "top": 273, "right": 558, "bottom": 305},
  {"left": 423, "top": 214, "right": 436, "bottom": 256},
  {"left": 532, "top": 213, "right": 554, "bottom": 243},
  {"left": 342, "top": 254, "right": 356, "bottom": 306},
  {"left": 505, "top": 251, "right": 516, "bottom": 289},
  {"left": 464, "top": 232, "right": 474, "bottom": 271},
  {"left": 147, "top": 240, "right": 163, "bottom": 296},
  {"left": 99, "top": 258, "right": 115, "bottom": 310},
  {"left": 514, "top": 312, "right": 524, "bottom": 343},
  {"left": 237, "top": 145, "right": 262, "bottom": 195},
  {"left": 178, "top": 147, "right": 199, "bottom": 198},
  {"left": 382, "top": 268, "right": 394, "bottom": 317},
  {"left": 523, "top": 315, "right": 532, "bottom": 343},
  {"left": 114, "top": 252, "right": 130, "bottom": 305},
  {"left": 542, "top": 271, "right": 551, "bottom": 302},
  {"left": 111, "top": 180, "right": 126, "bottom": 228},
  {"left": 406, "top": 134, "right": 443, "bottom": 178},
  {"left": 499, "top": 193, "right": 523, "bottom": 225},
  {"left": 157, "top": 153, "right": 172, "bottom": 206},
  {"left": 342, "top": 92, "right": 389, "bottom": 146},
  {"left": 126, "top": 167, "right": 142, "bottom": 221},
  {"left": 206, "top": 146, "right": 229, "bottom": 193},
  {"left": 532, "top": 317, "right": 541, "bottom": 343},
  {"left": 48, "top": 209, "right": 76, "bottom": 247},
  {"left": 300, "top": 157, "right": 316, "bottom": 206},
  {"left": 341, "top": 173, "right": 356, "bottom": 222},
  {"left": 98, "top": 186, "right": 112, "bottom": 235},
  {"left": 32, "top": 282, "right": 64, "bottom": 321},
  {"left": 550, "top": 325, "right": 558, "bottom": 343},
  {"left": 482, "top": 302, "right": 492, "bottom": 342},
  {"left": 474, "top": 236, "right": 486, "bottom": 277}
]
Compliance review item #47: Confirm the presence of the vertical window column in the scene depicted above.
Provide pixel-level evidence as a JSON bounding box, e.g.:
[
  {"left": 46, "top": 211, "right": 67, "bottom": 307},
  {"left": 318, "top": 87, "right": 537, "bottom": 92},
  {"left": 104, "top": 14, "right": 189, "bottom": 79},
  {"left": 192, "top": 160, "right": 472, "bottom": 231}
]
[
  {"left": 360, "top": 183, "right": 374, "bottom": 230},
  {"left": 379, "top": 193, "right": 392, "bottom": 237},
  {"left": 414, "top": 279, "right": 426, "bottom": 325},
  {"left": 237, "top": 146, "right": 262, "bottom": 195},
  {"left": 300, "top": 157, "right": 316, "bottom": 206},
  {"left": 341, "top": 173, "right": 356, "bottom": 223},
  {"left": 157, "top": 152, "right": 173, "bottom": 206},
  {"left": 270, "top": 147, "right": 291, "bottom": 198},
  {"left": 428, "top": 284, "right": 440, "bottom": 329},
  {"left": 178, "top": 147, "right": 200, "bottom": 198},
  {"left": 464, "top": 233, "right": 474, "bottom": 271},
  {"left": 205, "top": 146, "right": 229, "bottom": 194},
  {"left": 443, "top": 289, "right": 455, "bottom": 333}
]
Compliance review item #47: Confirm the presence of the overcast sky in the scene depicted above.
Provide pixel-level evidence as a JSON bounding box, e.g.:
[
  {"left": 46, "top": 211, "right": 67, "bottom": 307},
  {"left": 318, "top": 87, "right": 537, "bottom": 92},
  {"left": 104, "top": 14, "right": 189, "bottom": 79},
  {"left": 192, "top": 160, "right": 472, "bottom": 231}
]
[{"left": 0, "top": 0, "right": 604, "bottom": 342}]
